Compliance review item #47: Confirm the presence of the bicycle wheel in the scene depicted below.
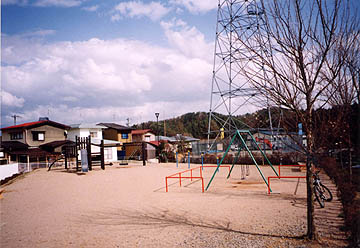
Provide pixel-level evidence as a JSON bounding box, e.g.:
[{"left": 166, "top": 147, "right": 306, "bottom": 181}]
[
  {"left": 319, "top": 183, "right": 333, "bottom": 202},
  {"left": 314, "top": 185, "right": 325, "bottom": 208}
]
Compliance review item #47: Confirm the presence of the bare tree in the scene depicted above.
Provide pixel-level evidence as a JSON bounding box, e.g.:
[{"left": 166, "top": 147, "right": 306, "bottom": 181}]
[
  {"left": 236, "top": 0, "right": 359, "bottom": 239},
  {"left": 322, "top": 30, "right": 360, "bottom": 179}
]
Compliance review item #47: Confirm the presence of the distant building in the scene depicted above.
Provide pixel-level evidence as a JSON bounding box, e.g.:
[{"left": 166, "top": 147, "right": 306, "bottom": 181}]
[
  {"left": 159, "top": 134, "right": 200, "bottom": 153},
  {"left": 0, "top": 119, "right": 70, "bottom": 164},
  {"left": 98, "top": 123, "right": 133, "bottom": 143},
  {"left": 251, "top": 129, "right": 306, "bottom": 152},
  {"left": 67, "top": 123, "right": 119, "bottom": 162},
  {"left": 131, "top": 129, "right": 155, "bottom": 142}
]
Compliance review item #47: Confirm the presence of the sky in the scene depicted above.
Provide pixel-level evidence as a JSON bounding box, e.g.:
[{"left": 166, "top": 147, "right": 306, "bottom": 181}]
[{"left": 1, "top": 0, "right": 218, "bottom": 127}]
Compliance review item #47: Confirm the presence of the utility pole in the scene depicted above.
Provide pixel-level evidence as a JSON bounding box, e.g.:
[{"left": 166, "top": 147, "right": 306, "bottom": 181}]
[
  {"left": 164, "top": 119, "right": 166, "bottom": 136},
  {"left": 11, "top": 114, "right": 21, "bottom": 125}
]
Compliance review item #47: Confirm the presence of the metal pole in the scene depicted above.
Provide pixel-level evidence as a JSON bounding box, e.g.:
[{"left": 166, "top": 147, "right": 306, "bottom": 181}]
[
  {"left": 227, "top": 146, "right": 242, "bottom": 179},
  {"left": 188, "top": 151, "right": 190, "bottom": 169},
  {"left": 142, "top": 142, "right": 146, "bottom": 166},
  {"left": 100, "top": 140, "right": 105, "bottom": 170},
  {"left": 155, "top": 112, "right": 159, "bottom": 162},
  {"left": 206, "top": 131, "right": 237, "bottom": 191},
  {"left": 75, "top": 136, "right": 79, "bottom": 171},
  {"left": 237, "top": 131, "right": 271, "bottom": 189},
  {"left": 248, "top": 131, "right": 278, "bottom": 176},
  {"left": 176, "top": 151, "right": 178, "bottom": 168},
  {"left": 201, "top": 153, "right": 204, "bottom": 171}
]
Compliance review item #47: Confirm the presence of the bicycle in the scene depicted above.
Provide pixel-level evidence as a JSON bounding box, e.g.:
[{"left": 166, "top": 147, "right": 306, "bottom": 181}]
[{"left": 313, "top": 170, "right": 333, "bottom": 208}]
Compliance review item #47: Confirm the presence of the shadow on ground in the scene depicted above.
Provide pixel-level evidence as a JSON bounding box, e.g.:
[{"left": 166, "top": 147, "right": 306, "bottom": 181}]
[{"left": 77, "top": 207, "right": 305, "bottom": 241}]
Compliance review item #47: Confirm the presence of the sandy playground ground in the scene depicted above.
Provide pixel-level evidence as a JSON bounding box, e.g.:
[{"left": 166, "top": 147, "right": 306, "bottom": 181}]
[{"left": 0, "top": 162, "right": 347, "bottom": 247}]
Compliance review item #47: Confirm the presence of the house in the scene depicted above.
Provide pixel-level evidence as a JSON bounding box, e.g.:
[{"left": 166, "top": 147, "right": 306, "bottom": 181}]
[
  {"left": 67, "top": 123, "right": 119, "bottom": 162},
  {"left": 0, "top": 118, "right": 70, "bottom": 164},
  {"left": 97, "top": 123, "right": 135, "bottom": 159},
  {"left": 158, "top": 134, "right": 200, "bottom": 153},
  {"left": 131, "top": 129, "right": 156, "bottom": 142},
  {"left": 251, "top": 129, "right": 306, "bottom": 152},
  {"left": 98, "top": 123, "right": 134, "bottom": 143}
]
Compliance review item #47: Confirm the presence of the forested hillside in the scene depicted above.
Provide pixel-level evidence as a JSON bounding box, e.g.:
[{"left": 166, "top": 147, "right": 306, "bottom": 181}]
[
  {"left": 134, "top": 104, "right": 359, "bottom": 153},
  {"left": 133, "top": 107, "right": 292, "bottom": 139}
]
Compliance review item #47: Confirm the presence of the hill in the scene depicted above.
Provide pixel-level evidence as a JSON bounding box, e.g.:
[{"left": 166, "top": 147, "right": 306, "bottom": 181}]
[{"left": 133, "top": 108, "right": 284, "bottom": 139}]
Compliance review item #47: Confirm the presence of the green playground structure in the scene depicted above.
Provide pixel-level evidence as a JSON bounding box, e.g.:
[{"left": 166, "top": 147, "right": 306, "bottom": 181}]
[{"left": 205, "top": 130, "right": 279, "bottom": 192}]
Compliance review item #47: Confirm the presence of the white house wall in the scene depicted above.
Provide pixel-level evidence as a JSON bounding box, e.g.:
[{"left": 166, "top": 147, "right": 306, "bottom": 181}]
[
  {"left": 144, "top": 133, "right": 156, "bottom": 142},
  {"left": 67, "top": 129, "right": 80, "bottom": 142},
  {"left": 68, "top": 128, "right": 104, "bottom": 154},
  {"left": 103, "top": 147, "right": 118, "bottom": 162}
]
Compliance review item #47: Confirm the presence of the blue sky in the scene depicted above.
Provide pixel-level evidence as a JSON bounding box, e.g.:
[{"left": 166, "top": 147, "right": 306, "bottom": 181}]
[
  {"left": 2, "top": 0, "right": 359, "bottom": 129},
  {"left": 1, "top": 0, "right": 218, "bottom": 127}
]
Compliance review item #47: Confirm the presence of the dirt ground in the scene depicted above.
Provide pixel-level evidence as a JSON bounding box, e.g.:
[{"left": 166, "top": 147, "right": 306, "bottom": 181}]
[{"left": 0, "top": 162, "right": 347, "bottom": 247}]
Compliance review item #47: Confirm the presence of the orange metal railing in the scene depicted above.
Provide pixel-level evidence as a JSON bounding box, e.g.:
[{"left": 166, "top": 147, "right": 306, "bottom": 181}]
[
  {"left": 277, "top": 164, "right": 306, "bottom": 177},
  {"left": 267, "top": 176, "right": 306, "bottom": 194},
  {"left": 267, "top": 164, "right": 306, "bottom": 194},
  {"left": 165, "top": 165, "right": 231, "bottom": 193}
]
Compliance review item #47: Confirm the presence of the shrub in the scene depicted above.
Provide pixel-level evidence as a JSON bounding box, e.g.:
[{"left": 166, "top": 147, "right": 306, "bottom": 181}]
[{"left": 319, "top": 157, "right": 360, "bottom": 246}]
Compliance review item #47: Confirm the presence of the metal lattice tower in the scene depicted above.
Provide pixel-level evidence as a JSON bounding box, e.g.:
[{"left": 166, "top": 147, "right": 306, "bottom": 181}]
[{"left": 208, "top": 0, "right": 272, "bottom": 148}]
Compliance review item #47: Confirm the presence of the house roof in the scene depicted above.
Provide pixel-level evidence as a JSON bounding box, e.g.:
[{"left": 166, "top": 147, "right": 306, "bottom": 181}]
[
  {"left": 0, "top": 141, "right": 29, "bottom": 151},
  {"left": 9, "top": 148, "right": 57, "bottom": 157},
  {"left": 1, "top": 120, "right": 70, "bottom": 131},
  {"left": 91, "top": 139, "right": 122, "bottom": 146},
  {"left": 158, "top": 135, "right": 199, "bottom": 142},
  {"left": 98, "top": 123, "right": 134, "bottom": 131},
  {"left": 149, "top": 140, "right": 160, "bottom": 147},
  {"left": 39, "top": 140, "right": 75, "bottom": 149},
  {"left": 253, "top": 130, "right": 305, "bottom": 136},
  {"left": 69, "top": 123, "right": 106, "bottom": 129},
  {"left": 132, "top": 129, "right": 153, "bottom": 135}
]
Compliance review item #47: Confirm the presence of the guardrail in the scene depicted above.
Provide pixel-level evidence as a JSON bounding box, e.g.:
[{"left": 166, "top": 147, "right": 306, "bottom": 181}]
[
  {"left": 277, "top": 164, "right": 306, "bottom": 177},
  {"left": 267, "top": 176, "right": 306, "bottom": 194},
  {"left": 267, "top": 164, "right": 306, "bottom": 194},
  {"left": 165, "top": 165, "right": 231, "bottom": 193}
]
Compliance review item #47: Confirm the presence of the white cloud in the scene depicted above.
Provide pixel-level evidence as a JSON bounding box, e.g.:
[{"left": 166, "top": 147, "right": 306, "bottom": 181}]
[
  {"left": 170, "top": 0, "right": 216, "bottom": 14},
  {"left": 1, "top": 24, "right": 214, "bottom": 126},
  {"left": 2, "top": 0, "right": 28, "bottom": 5},
  {"left": 34, "top": 0, "right": 83, "bottom": 7},
  {"left": 160, "top": 18, "right": 213, "bottom": 60},
  {"left": 111, "top": 14, "right": 121, "bottom": 22},
  {"left": 82, "top": 5, "right": 99, "bottom": 12},
  {"left": 13, "top": 100, "right": 209, "bottom": 127},
  {"left": 112, "top": 1, "right": 171, "bottom": 22},
  {"left": 1, "top": 90, "right": 25, "bottom": 108},
  {"left": 2, "top": 0, "right": 82, "bottom": 7}
]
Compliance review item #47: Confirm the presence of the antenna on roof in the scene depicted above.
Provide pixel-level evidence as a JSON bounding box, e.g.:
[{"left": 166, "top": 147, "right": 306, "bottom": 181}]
[
  {"left": 11, "top": 114, "right": 21, "bottom": 125},
  {"left": 126, "top": 118, "right": 130, "bottom": 127}
]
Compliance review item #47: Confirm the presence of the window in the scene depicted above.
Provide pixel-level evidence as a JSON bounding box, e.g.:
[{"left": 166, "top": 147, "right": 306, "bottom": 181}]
[
  {"left": 121, "top": 133, "right": 129, "bottom": 139},
  {"left": 90, "top": 132, "right": 98, "bottom": 138},
  {"left": 10, "top": 154, "right": 17, "bottom": 161},
  {"left": 32, "top": 131, "right": 45, "bottom": 141},
  {"left": 104, "top": 148, "right": 112, "bottom": 160},
  {"left": 10, "top": 132, "right": 23, "bottom": 140}
]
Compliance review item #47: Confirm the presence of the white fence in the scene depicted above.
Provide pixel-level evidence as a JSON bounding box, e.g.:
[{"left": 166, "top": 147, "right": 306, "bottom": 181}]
[
  {"left": 0, "top": 163, "right": 19, "bottom": 181},
  {"left": 1, "top": 162, "right": 52, "bottom": 181}
]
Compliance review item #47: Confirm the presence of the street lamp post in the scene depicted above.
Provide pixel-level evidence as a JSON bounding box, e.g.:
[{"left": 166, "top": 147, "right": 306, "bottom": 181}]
[{"left": 155, "top": 112, "right": 160, "bottom": 162}]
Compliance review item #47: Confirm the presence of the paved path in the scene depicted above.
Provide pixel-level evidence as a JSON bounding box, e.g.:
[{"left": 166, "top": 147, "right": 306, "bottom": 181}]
[{"left": 314, "top": 172, "right": 349, "bottom": 247}]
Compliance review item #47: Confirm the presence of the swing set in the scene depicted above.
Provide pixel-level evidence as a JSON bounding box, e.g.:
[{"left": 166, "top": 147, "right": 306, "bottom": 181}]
[
  {"left": 165, "top": 130, "right": 307, "bottom": 193},
  {"left": 205, "top": 130, "right": 279, "bottom": 192}
]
